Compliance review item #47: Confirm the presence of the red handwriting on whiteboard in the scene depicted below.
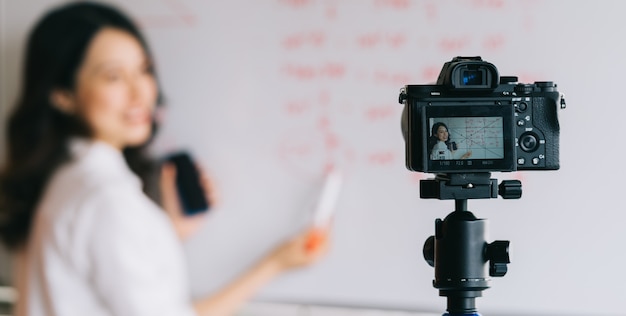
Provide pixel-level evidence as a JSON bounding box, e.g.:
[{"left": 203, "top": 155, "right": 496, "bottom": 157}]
[
  {"left": 325, "top": 5, "right": 338, "bottom": 19},
  {"left": 282, "top": 63, "right": 346, "bottom": 80},
  {"left": 285, "top": 100, "right": 312, "bottom": 116},
  {"left": 276, "top": 132, "right": 356, "bottom": 177},
  {"left": 278, "top": 141, "right": 312, "bottom": 158},
  {"left": 374, "top": 0, "right": 411, "bottom": 10},
  {"left": 408, "top": 172, "right": 427, "bottom": 183},
  {"left": 283, "top": 91, "right": 331, "bottom": 117},
  {"left": 421, "top": 66, "right": 440, "bottom": 82},
  {"left": 357, "top": 32, "right": 407, "bottom": 49},
  {"left": 365, "top": 105, "right": 398, "bottom": 121},
  {"left": 317, "top": 90, "right": 331, "bottom": 106},
  {"left": 368, "top": 151, "right": 396, "bottom": 165},
  {"left": 482, "top": 34, "right": 505, "bottom": 51},
  {"left": 439, "top": 37, "right": 471, "bottom": 52},
  {"left": 423, "top": 2, "right": 437, "bottom": 20},
  {"left": 325, "top": 133, "right": 340, "bottom": 150},
  {"left": 357, "top": 33, "right": 381, "bottom": 48},
  {"left": 470, "top": 0, "right": 505, "bottom": 9},
  {"left": 374, "top": 70, "right": 414, "bottom": 86},
  {"left": 282, "top": 31, "right": 327, "bottom": 49},
  {"left": 512, "top": 172, "right": 525, "bottom": 182},
  {"left": 136, "top": 0, "right": 197, "bottom": 28},
  {"left": 387, "top": 33, "right": 407, "bottom": 48},
  {"left": 278, "top": 0, "right": 315, "bottom": 8},
  {"left": 317, "top": 115, "right": 331, "bottom": 130},
  {"left": 165, "top": 0, "right": 195, "bottom": 25}
]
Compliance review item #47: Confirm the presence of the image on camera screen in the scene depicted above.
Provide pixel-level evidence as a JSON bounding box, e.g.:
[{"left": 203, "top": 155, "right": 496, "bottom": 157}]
[{"left": 428, "top": 117, "right": 504, "bottom": 161}]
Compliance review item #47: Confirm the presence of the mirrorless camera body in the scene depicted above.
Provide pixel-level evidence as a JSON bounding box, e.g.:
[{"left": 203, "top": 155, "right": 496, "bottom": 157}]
[{"left": 399, "top": 56, "right": 564, "bottom": 174}]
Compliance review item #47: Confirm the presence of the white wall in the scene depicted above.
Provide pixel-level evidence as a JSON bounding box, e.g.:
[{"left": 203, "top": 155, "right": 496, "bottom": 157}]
[{"left": 1, "top": 1, "right": 625, "bottom": 315}]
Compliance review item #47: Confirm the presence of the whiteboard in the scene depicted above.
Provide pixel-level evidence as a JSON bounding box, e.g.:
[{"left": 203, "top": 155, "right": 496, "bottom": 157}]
[{"left": 2, "top": 1, "right": 625, "bottom": 315}]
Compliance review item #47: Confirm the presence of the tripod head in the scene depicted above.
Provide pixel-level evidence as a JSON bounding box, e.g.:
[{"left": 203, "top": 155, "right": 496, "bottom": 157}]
[{"left": 421, "top": 173, "right": 520, "bottom": 315}]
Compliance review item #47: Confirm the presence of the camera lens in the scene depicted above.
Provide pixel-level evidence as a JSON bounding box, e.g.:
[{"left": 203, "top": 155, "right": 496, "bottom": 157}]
[{"left": 519, "top": 133, "right": 539, "bottom": 152}]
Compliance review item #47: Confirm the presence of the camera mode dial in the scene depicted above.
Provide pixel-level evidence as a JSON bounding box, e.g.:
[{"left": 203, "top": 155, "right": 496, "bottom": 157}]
[
  {"left": 514, "top": 84, "right": 533, "bottom": 94},
  {"left": 536, "top": 81, "right": 556, "bottom": 92}
]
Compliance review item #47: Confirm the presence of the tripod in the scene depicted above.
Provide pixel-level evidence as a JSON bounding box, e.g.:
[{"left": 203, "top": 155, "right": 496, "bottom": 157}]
[{"left": 421, "top": 173, "right": 521, "bottom": 316}]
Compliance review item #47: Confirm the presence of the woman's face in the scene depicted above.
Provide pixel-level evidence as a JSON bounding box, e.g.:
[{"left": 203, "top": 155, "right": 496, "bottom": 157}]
[
  {"left": 436, "top": 125, "right": 449, "bottom": 141},
  {"left": 68, "top": 27, "right": 157, "bottom": 149}
]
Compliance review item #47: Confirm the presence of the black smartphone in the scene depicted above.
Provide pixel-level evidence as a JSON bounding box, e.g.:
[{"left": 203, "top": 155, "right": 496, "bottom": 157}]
[
  {"left": 449, "top": 142, "right": 458, "bottom": 151},
  {"left": 165, "top": 152, "right": 209, "bottom": 216}
]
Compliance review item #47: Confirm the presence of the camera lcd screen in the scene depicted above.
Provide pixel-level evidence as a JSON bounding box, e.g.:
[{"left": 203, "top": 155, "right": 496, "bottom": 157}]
[
  {"left": 428, "top": 117, "right": 504, "bottom": 160},
  {"left": 424, "top": 105, "right": 515, "bottom": 172}
]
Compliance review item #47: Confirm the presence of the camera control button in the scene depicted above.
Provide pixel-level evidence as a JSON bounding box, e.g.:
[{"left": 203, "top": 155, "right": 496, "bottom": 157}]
[
  {"left": 516, "top": 102, "right": 528, "bottom": 112},
  {"left": 517, "top": 120, "right": 525, "bottom": 126},
  {"left": 501, "top": 76, "right": 518, "bottom": 84},
  {"left": 532, "top": 158, "right": 540, "bottom": 165},
  {"left": 517, "top": 158, "right": 525, "bottom": 165},
  {"left": 519, "top": 133, "right": 539, "bottom": 152}
]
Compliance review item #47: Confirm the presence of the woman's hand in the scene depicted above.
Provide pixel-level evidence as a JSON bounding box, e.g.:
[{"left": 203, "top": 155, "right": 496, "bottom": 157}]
[
  {"left": 461, "top": 150, "right": 472, "bottom": 159},
  {"left": 159, "top": 162, "right": 218, "bottom": 241},
  {"left": 269, "top": 226, "right": 331, "bottom": 271}
]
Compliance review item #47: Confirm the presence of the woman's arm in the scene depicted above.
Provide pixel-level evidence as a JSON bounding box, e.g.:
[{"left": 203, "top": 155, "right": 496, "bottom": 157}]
[
  {"left": 192, "top": 229, "right": 328, "bottom": 316},
  {"left": 192, "top": 254, "right": 281, "bottom": 316},
  {"left": 459, "top": 150, "right": 472, "bottom": 159},
  {"left": 160, "top": 163, "right": 330, "bottom": 315}
]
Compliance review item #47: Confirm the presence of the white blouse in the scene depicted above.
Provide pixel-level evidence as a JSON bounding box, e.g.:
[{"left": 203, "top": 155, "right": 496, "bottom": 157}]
[
  {"left": 15, "top": 139, "right": 197, "bottom": 316},
  {"left": 430, "top": 141, "right": 453, "bottom": 160}
]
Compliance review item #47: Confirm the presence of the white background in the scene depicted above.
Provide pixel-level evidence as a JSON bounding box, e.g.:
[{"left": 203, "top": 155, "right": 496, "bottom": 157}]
[{"left": 1, "top": 1, "right": 625, "bottom": 315}]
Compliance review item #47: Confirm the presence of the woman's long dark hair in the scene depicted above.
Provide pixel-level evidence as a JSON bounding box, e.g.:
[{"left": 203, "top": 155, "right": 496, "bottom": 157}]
[{"left": 0, "top": 2, "right": 163, "bottom": 251}]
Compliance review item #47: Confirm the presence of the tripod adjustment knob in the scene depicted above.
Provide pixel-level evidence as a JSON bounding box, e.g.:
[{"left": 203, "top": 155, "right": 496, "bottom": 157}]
[
  {"left": 486, "top": 240, "right": 510, "bottom": 277},
  {"left": 423, "top": 235, "right": 435, "bottom": 267},
  {"left": 498, "top": 180, "right": 522, "bottom": 199}
]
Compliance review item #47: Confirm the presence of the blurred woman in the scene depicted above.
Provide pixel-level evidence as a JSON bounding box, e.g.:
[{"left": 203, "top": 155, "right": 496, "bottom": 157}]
[{"left": 0, "top": 2, "right": 328, "bottom": 315}]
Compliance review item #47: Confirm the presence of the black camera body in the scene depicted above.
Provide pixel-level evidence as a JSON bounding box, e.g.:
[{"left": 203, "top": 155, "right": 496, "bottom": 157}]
[{"left": 399, "top": 56, "right": 563, "bottom": 174}]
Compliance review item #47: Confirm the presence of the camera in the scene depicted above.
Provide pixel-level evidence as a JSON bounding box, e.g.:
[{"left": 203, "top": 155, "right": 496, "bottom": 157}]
[{"left": 399, "top": 56, "right": 564, "bottom": 174}]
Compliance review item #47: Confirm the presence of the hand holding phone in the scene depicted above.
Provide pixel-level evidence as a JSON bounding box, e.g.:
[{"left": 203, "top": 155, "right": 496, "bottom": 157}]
[
  {"left": 165, "top": 152, "right": 210, "bottom": 216},
  {"left": 449, "top": 141, "right": 458, "bottom": 151}
]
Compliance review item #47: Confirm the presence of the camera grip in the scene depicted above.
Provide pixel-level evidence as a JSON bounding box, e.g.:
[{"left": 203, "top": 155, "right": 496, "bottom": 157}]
[{"left": 531, "top": 95, "right": 560, "bottom": 169}]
